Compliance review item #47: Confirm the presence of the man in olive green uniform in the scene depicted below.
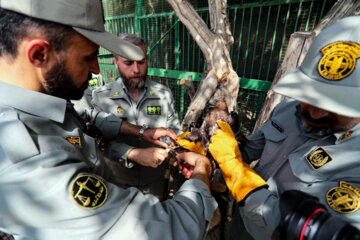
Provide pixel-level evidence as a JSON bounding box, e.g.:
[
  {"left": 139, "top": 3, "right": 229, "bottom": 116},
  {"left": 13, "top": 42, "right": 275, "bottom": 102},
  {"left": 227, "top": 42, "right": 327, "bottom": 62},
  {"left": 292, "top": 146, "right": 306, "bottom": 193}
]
[
  {"left": 0, "top": 1, "right": 216, "bottom": 239},
  {"left": 92, "top": 34, "right": 181, "bottom": 200}
]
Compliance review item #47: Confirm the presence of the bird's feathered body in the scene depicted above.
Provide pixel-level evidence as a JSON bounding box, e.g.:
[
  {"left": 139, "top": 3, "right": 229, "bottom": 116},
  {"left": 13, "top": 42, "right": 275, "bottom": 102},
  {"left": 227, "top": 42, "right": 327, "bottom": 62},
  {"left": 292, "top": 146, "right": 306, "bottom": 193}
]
[{"left": 184, "top": 97, "right": 240, "bottom": 153}]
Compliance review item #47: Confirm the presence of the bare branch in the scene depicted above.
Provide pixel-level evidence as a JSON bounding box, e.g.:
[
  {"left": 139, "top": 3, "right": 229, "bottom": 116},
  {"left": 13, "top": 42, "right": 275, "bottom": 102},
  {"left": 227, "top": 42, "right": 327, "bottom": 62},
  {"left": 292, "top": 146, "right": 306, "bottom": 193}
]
[
  {"left": 179, "top": 76, "right": 196, "bottom": 100},
  {"left": 166, "top": 0, "right": 216, "bottom": 56}
]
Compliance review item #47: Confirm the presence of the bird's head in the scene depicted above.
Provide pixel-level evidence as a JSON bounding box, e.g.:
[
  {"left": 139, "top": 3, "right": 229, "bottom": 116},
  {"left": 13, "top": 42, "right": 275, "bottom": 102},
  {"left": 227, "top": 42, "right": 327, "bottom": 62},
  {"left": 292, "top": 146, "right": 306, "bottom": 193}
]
[{"left": 208, "top": 96, "right": 226, "bottom": 109}]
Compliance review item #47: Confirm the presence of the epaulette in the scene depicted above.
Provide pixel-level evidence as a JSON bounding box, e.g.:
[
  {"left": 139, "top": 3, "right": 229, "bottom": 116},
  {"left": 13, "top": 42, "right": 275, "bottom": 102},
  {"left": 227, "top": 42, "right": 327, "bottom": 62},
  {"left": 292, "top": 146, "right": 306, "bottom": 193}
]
[{"left": 0, "top": 107, "right": 39, "bottom": 163}]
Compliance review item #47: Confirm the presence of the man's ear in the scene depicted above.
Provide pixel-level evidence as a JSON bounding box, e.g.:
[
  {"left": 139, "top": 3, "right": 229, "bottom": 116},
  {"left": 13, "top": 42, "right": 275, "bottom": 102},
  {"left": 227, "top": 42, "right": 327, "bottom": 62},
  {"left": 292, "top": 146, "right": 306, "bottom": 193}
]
[
  {"left": 113, "top": 57, "right": 118, "bottom": 66},
  {"left": 27, "top": 39, "right": 51, "bottom": 67}
]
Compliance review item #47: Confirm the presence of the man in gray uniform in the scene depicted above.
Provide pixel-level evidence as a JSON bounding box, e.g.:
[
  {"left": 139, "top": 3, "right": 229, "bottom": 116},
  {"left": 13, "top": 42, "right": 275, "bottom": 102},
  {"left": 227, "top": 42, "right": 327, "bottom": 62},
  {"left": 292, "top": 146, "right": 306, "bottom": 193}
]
[
  {"left": 0, "top": 1, "right": 217, "bottom": 239},
  {"left": 207, "top": 16, "right": 360, "bottom": 239},
  {"left": 92, "top": 34, "right": 181, "bottom": 200}
]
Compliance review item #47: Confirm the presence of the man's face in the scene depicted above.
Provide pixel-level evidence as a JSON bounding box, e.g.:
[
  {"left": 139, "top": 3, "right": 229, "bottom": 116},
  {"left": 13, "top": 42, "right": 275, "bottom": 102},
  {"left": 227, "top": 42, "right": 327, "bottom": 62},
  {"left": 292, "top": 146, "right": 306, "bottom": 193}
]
[
  {"left": 43, "top": 33, "right": 99, "bottom": 100},
  {"left": 299, "top": 103, "right": 360, "bottom": 135},
  {"left": 114, "top": 44, "right": 147, "bottom": 89}
]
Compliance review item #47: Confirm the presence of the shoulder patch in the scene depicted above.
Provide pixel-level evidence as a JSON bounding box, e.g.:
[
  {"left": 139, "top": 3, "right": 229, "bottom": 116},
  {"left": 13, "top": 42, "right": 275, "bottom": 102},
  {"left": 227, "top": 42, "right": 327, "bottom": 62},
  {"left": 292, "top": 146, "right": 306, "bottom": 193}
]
[
  {"left": 71, "top": 174, "right": 108, "bottom": 209},
  {"left": 327, "top": 181, "right": 360, "bottom": 214},
  {"left": 305, "top": 146, "right": 333, "bottom": 170},
  {"left": 0, "top": 109, "right": 39, "bottom": 163}
]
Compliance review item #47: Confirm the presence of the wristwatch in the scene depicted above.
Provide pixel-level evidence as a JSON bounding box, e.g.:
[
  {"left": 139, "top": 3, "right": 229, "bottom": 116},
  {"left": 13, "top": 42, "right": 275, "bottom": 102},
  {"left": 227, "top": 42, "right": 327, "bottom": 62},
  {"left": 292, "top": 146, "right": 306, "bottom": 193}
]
[{"left": 138, "top": 124, "right": 148, "bottom": 140}]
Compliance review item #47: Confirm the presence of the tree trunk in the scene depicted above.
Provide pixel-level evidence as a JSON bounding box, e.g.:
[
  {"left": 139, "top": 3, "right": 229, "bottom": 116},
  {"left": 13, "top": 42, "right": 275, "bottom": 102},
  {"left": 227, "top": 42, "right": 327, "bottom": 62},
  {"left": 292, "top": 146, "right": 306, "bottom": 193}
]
[
  {"left": 166, "top": 0, "right": 239, "bottom": 131},
  {"left": 253, "top": 0, "right": 360, "bottom": 132}
]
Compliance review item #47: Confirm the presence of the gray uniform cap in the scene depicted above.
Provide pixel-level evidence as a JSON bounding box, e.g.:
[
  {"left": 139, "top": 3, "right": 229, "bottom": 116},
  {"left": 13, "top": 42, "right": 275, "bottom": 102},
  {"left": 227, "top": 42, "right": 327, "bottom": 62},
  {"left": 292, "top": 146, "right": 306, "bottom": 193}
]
[
  {"left": 273, "top": 16, "right": 360, "bottom": 117},
  {"left": 0, "top": 0, "right": 144, "bottom": 61}
]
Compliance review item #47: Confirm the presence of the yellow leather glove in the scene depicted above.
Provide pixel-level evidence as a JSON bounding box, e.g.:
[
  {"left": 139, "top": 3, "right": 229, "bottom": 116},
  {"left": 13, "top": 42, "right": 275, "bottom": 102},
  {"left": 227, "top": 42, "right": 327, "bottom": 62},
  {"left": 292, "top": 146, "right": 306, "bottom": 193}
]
[
  {"left": 177, "top": 132, "right": 205, "bottom": 155},
  {"left": 208, "top": 120, "right": 267, "bottom": 203}
]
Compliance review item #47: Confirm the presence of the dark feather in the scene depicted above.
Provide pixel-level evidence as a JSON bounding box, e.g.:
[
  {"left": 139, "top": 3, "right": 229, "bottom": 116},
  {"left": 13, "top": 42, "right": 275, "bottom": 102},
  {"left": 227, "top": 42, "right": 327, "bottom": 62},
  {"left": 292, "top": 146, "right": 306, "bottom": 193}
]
[{"left": 184, "top": 97, "right": 242, "bottom": 153}]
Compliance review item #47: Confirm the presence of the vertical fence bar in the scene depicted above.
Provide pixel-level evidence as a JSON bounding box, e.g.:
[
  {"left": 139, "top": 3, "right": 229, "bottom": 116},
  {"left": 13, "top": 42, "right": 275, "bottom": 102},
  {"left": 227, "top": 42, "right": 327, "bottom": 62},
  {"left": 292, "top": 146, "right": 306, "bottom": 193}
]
[
  {"left": 156, "top": 17, "right": 160, "bottom": 68},
  {"left": 187, "top": 28, "right": 190, "bottom": 70},
  {"left": 175, "top": 18, "right": 180, "bottom": 70},
  {"left": 179, "top": 85, "right": 186, "bottom": 121},
  {"left": 182, "top": 23, "right": 185, "bottom": 70},
  {"left": 265, "top": 4, "right": 281, "bottom": 81},
  {"left": 135, "top": 0, "right": 143, "bottom": 35},
  {"left": 250, "top": 6, "right": 262, "bottom": 78},
  {"left": 257, "top": 5, "right": 271, "bottom": 80},
  {"left": 319, "top": 0, "right": 327, "bottom": 21},
  {"left": 276, "top": 3, "right": 291, "bottom": 70},
  {"left": 230, "top": 8, "right": 238, "bottom": 59},
  {"left": 242, "top": 7, "right": 253, "bottom": 78},
  {"left": 294, "top": 1, "right": 303, "bottom": 32},
  {"left": 235, "top": 7, "right": 245, "bottom": 73},
  {"left": 304, "top": 0, "right": 314, "bottom": 31}
]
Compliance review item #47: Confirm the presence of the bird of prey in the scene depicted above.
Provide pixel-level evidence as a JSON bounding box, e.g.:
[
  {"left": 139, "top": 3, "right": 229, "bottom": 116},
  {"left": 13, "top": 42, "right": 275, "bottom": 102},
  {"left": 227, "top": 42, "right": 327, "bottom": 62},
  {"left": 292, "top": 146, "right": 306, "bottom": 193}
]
[{"left": 184, "top": 96, "right": 241, "bottom": 153}]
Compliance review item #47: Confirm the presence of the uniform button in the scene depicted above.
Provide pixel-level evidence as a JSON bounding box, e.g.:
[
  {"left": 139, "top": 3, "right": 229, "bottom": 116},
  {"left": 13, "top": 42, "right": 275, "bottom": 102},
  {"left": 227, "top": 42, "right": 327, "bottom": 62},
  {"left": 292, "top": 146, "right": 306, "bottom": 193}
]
[{"left": 90, "top": 154, "right": 95, "bottom": 158}]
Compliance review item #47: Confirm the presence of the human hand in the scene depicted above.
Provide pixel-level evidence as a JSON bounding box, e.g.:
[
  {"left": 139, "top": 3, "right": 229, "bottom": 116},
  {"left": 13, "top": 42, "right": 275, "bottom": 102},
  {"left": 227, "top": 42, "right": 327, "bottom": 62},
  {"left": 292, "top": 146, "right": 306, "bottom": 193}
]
[
  {"left": 174, "top": 151, "right": 212, "bottom": 188},
  {"left": 143, "top": 127, "right": 178, "bottom": 148},
  {"left": 127, "top": 147, "right": 168, "bottom": 168},
  {"left": 177, "top": 132, "right": 205, "bottom": 155},
  {"left": 209, "top": 120, "right": 266, "bottom": 202},
  {"left": 208, "top": 120, "right": 240, "bottom": 163}
]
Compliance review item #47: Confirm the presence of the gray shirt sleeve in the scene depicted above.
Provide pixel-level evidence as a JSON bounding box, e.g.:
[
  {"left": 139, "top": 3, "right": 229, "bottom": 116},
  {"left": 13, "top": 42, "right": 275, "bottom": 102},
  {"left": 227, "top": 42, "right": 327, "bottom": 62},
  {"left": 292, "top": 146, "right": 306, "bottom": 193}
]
[
  {"left": 104, "top": 141, "right": 136, "bottom": 167},
  {"left": 240, "top": 188, "right": 281, "bottom": 240},
  {"left": 73, "top": 104, "right": 122, "bottom": 140},
  {"left": 166, "top": 92, "right": 182, "bottom": 135}
]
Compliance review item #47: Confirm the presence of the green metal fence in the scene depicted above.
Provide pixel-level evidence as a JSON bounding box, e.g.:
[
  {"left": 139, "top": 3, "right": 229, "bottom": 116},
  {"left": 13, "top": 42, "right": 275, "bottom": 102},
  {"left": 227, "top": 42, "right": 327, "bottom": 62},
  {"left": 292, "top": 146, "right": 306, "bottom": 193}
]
[{"left": 99, "top": 0, "right": 335, "bottom": 133}]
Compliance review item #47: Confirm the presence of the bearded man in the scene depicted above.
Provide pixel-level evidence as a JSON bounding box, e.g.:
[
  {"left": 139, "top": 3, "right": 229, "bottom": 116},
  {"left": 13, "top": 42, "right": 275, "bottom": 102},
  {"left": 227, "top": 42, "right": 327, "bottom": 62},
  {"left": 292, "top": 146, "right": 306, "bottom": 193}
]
[{"left": 92, "top": 34, "right": 181, "bottom": 201}]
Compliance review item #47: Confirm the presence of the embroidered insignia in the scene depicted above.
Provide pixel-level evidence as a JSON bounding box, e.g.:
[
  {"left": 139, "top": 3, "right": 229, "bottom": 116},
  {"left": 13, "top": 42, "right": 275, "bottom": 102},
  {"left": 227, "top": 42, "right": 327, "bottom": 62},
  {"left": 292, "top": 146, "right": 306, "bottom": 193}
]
[
  {"left": 338, "top": 130, "right": 354, "bottom": 142},
  {"left": 147, "top": 106, "right": 161, "bottom": 115},
  {"left": 318, "top": 41, "right": 360, "bottom": 80},
  {"left": 326, "top": 181, "right": 360, "bottom": 214},
  {"left": 117, "top": 106, "right": 123, "bottom": 114},
  {"left": 305, "top": 146, "right": 333, "bottom": 170},
  {"left": 65, "top": 136, "right": 81, "bottom": 146},
  {"left": 88, "top": 78, "right": 99, "bottom": 88},
  {"left": 71, "top": 175, "right": 108, "bottom": 209},
  {"left": 114, "top": 91, "right": 119, "bottom": 96},
  {"left": 150, "top": 90, "right": 154, "bottom": 95}
]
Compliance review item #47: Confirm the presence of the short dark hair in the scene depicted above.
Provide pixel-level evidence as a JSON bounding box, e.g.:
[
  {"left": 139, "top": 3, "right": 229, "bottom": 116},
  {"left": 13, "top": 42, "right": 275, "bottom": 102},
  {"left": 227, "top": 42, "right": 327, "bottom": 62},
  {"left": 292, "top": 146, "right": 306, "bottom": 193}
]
[
  {"left": 118, "top": 33, "right": 146, "bottom": 47},
  {"left": 114, "top": 33, "right": 146, "bottom": 59},
  {"left": 0, "top": 8, "right": 76, "bottom": 60}
]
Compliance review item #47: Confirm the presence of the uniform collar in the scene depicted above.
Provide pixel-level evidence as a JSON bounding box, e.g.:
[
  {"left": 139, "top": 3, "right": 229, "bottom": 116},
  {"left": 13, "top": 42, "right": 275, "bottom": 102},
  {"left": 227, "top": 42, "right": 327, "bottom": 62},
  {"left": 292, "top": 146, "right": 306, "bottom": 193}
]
[
  {"left": 110, "top": 77, "right": 158, "bottom": 99},
  {"left": 0, "top": 82, "right": 67, "bottom": 123},
  {"left": 109, "top": 78, "right": 127, "bottom": 98}
]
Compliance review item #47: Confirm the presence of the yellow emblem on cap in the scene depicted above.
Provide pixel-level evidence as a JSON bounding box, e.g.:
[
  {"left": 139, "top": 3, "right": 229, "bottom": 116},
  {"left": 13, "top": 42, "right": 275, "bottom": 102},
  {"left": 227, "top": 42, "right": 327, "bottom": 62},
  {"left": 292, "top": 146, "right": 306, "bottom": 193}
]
[
  {"left": 117, "top": 106, "right": 123, "bottom": 114},
  {"left": 339, "top": 130, "right": 354, "bottom": 142},
  {"left": 305, "top": 146, "right": 333, "bottom": 170},
  {"left": 318, "top": 41, "right": 360, "bottom": 80},
  {"left": 71, "top": 175, "right": 108, "bottom": 209},
  {"left": 114, "top": 91, "right": 119, "bottom": 96},
  {"left": 326, "top": 181, "right": 360, "bottom": 214},
  {"left": 150, "top": 90, "right": 154, "bottom": 95},
  {"left": 65, "top": 136, "right": 81, "bottom": 146}
]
